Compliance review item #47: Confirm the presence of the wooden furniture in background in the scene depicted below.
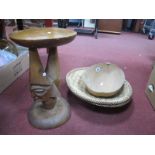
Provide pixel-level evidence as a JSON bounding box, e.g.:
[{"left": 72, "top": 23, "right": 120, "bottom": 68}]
[
  {"left": 98, "top": 19, "right": 123, "bottom": 34},
  {"left": 44, "top": 19, "right": 53, "bottom": 27},
  {"left": 132, "top": 19, "right": 144, "bottom": 33},
  {"left": 10, "top": 27, "right": 77, "bottom": 129}
]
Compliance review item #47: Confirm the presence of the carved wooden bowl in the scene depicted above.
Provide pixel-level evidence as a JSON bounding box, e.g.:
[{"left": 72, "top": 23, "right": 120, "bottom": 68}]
[
  {"left": 9, "top": 27, "right": 77, "bottom": 48},
  {"left": 82, "top": 63, "right": 125, "bottom": 97}
]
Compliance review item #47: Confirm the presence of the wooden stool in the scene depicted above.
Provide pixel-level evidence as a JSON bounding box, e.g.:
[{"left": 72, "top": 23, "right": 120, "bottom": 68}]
[{"left": 9, "top": 27, "right": 76, "bottom": 129}]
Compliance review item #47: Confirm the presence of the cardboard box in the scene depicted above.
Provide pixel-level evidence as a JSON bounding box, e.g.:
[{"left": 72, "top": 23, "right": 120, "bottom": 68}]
[{"left": 0, "top": 46, "right": 29, "bottom": 93}]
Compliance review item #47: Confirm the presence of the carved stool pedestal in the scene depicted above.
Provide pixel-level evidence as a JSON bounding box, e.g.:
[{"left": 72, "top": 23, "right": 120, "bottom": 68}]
[
  {"left": 28, "top": 96, "right": 70, "bottom": 129},
  {"left": 10, "top": 27, "right": 76, "bottom": 129}
]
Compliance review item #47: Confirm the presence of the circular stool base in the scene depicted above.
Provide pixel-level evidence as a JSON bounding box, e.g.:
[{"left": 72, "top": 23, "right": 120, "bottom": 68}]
[{"left": 28, "top": 97, "right": 70, "bottom": 129}]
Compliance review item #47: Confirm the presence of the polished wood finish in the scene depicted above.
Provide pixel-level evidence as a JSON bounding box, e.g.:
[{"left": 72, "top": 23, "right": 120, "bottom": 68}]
[
  {"left": 82, "top": 63, "right": 125, "bottom": 97},
  {"left": 45, "top": 47, "right": 60, "bottom": 87},
  {"left": 98, "top": 19, "right": 123, "bottom": 34},
  {"left": 29, "top": 48, "right": 61, "bottom": 109},
  {"left": 10, "top": 27, "right": 76, "bottom": 129},
  {"left": 9, "top": 27, "right": 77, "bottom": 48}
]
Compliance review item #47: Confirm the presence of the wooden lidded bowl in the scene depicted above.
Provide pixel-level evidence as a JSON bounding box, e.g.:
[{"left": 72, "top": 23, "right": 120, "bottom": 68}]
[{"left": 82, "top": 63, "right": 125, "bottom": 97}]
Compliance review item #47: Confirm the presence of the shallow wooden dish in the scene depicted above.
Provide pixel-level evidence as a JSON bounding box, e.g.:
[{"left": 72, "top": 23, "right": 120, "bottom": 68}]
[
  {"left": 82, "top": 63, "right": 125, "bottom": 97},
  {"left": 9, "top": 27, "right": 77, "bottom": 48}
]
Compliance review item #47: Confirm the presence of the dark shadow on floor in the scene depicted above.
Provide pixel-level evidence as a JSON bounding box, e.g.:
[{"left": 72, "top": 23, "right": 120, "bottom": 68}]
[{"left": 67, "top": 90, "right": 134, "bottom": 126}]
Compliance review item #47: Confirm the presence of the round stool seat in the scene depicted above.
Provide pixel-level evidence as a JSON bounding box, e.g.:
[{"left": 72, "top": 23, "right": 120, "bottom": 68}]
[{"left": 9, "top": 27, "right": 77, "bottom": 48}]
